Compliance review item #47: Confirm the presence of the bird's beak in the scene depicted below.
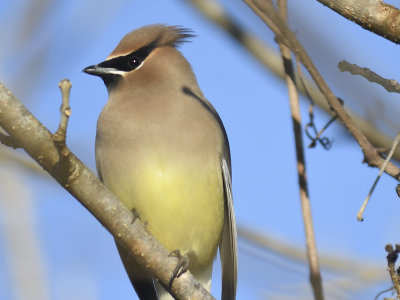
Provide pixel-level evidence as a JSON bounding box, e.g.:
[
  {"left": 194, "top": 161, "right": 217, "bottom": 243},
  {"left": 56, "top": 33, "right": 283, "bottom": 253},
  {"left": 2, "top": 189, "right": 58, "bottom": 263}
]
[{"left": 83, "top": 64, "right": 109, "bottom": 76}]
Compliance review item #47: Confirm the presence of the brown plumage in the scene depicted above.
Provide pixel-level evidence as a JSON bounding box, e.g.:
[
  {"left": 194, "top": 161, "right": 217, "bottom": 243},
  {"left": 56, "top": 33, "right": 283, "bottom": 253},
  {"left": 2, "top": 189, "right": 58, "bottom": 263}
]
[{"left": 107, "top": 25, "right": 194, "bottom": 59}]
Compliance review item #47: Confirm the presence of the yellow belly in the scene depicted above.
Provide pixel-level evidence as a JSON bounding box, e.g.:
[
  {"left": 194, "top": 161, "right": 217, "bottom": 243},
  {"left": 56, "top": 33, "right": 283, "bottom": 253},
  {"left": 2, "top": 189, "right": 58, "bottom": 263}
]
[{"left": 105, "top": 156, "right": 224, "bottom": 267}]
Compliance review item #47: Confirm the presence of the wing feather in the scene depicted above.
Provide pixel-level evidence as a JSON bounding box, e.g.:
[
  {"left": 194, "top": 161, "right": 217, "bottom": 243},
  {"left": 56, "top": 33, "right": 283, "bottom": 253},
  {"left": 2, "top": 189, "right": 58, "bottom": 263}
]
[{"left": 220, "top": 157, "right": 238, "bottom": 300}]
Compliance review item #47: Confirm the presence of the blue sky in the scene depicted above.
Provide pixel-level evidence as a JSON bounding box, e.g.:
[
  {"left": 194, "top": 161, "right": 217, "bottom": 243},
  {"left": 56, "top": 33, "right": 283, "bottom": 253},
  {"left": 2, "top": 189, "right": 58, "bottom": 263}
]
[{"left": 1, "top": 1, "right": 399, "bottom": 299}]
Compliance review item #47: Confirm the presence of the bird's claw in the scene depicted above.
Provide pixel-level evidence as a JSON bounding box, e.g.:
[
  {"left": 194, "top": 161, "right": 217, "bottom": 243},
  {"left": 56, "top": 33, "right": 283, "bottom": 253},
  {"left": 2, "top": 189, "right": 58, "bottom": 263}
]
[
  {"left": 168, "top": 250, "right": 191, "bottom": 289},
  {"left": 131, "top": 208, "right": 139, "bottom": 224}
]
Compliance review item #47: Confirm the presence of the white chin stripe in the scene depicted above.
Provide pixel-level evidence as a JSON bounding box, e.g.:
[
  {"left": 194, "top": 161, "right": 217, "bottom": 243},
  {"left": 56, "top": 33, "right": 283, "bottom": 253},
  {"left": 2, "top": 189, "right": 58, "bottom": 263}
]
[{"left": 107, "top": 69, "right": 128, "bottom": 75}]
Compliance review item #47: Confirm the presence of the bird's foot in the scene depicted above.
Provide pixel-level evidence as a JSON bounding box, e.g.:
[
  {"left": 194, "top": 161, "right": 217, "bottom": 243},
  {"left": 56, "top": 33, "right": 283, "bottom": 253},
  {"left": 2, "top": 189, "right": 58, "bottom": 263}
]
[
  {"left": 168, "top": 250, "right": 197, "bottom": 289},
  {"left": 131, "top": 208, "right": 140, "bottom": 224}
]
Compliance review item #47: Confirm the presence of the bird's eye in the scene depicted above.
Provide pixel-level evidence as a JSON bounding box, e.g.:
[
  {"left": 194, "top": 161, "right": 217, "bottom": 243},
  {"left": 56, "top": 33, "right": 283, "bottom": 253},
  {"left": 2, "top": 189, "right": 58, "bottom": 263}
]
[{"left": 128, "top": 56, "right": 142, "bottom": 69}]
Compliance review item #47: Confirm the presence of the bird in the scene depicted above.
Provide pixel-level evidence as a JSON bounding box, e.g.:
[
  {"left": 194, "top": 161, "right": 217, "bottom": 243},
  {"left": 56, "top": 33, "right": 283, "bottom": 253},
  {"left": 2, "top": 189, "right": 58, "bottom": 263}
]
[{"left": 83, "top": 24, "right": 237, "bottom": 300}]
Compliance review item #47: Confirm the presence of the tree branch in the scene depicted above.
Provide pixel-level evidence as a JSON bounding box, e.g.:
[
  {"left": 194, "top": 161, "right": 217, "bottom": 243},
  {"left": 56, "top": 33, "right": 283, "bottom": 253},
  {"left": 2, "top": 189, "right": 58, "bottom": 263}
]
[
  {"left": 316, "top": 0, "right": 400, "bottom": 45},
  {"left": 0, "top": 81, "right": 214, "bottom": 300},
  {"left": 338, "top": 60, "right": 400, "bottom": 94},
  {"left": 243, "top": 0, "right": 400, "bottom": 180},
  {"left": 277, "top": 0, "right": 324, "bottom": 298}
]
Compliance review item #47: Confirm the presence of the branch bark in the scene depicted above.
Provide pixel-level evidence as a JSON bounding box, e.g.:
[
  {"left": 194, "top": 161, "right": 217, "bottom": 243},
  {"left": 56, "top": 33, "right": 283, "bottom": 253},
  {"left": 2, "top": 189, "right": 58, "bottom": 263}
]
[
  {"left": 316, "top": 0, "right": 400, "bottom": 45},
  {"left": 338, "top": 60, "right": 400, "bottom": 94},
  {"left": 0, "top": 81, "right": 214, "bottom": 300}
]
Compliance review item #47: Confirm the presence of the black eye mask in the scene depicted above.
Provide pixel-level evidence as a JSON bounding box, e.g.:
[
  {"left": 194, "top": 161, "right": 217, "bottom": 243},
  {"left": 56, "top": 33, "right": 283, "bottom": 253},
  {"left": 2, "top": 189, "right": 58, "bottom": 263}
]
[{"left": 99, "top": 44, "right": 155, "bottom": 72}]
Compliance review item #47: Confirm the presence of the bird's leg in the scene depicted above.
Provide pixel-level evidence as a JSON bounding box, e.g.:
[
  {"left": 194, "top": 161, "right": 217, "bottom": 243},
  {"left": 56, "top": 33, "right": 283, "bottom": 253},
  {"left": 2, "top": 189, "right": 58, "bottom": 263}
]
[
  {"left": 130, "top": 208, "right": 140, "bottom": 224},
  {"left": 130, "top": 208, "right": 151, "bottom": 231},
  {"left": 168, "top": 249, "right": 197, "bottom": 289}
]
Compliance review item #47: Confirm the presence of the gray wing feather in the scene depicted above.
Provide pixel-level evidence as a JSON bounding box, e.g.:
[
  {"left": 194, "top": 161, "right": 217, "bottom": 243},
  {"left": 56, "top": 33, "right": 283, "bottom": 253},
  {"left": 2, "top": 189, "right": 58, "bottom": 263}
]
[{"left": 220, "top": 157, "right": 238, "bottom": 300}]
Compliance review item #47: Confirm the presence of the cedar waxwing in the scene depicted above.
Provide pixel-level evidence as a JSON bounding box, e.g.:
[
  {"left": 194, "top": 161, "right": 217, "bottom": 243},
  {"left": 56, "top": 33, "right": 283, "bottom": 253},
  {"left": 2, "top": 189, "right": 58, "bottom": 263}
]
[{"left": 83, "top": 24, "right": 237, "bottom": 300}]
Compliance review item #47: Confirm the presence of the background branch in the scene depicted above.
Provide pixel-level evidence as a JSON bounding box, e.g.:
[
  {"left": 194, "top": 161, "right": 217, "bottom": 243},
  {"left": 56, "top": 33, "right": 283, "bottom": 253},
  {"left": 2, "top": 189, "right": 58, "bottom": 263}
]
[
  {"left": 277, "top": 0, "right": 324, "bottom": 298},
  {"left": 0, "top": 148, "right": 44, "bottom": 174},
  {"left": 0, "top": 170, "right": 50, "bottom": 300}
]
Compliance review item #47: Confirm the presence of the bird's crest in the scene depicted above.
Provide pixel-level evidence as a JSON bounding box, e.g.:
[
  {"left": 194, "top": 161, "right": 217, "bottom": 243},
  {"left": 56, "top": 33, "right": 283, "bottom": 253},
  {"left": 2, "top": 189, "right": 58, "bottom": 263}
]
[{"left": 107, "top": 24, "right": 194, "bottom": 59}]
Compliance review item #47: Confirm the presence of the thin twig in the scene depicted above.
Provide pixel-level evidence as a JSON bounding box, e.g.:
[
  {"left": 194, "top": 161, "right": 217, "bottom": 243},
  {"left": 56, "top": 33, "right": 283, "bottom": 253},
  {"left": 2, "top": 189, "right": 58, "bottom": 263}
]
[
  {"left": 338, "top": 60, "right": 400, "bottom": 94},
  {"left": 374, "top": 286, "right": 394, "bottom": 300},
  {"left": 295, "top": 56, "right": 335, "bottom": 149},
  {"left": 276, "top": 1, "right": 324, "bottom": 299},
  {"left": 305, "top": 115, "right": 337, "bottom": 149},
  {"left": 53, "top": 79, "right": 71, "bottom": 147},
  {"left": 357, "top": 133, "right": 400, "bottom": 221},
  {"left": 52, "top": 79, "right": 72, "bottom": 159},
  {"left": 385, "top": 244, "right": 400, "bottom": 299}
]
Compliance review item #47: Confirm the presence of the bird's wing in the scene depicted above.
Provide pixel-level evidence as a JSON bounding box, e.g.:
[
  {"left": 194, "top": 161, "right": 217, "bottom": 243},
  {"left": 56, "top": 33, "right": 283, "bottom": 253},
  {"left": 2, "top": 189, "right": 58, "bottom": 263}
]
[
  {"left": 115, "top": 240, "right": 159, "bottom": 300},
  {"left": 220, "top": 157, "right": 238, "bottom": 300}
]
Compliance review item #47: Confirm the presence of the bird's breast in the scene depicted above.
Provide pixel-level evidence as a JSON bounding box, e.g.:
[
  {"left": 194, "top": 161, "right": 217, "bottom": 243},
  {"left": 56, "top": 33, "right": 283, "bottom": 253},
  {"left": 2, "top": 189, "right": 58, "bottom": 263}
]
[{"left": 95, "top": 97, "right": 225, "bottom": 267}]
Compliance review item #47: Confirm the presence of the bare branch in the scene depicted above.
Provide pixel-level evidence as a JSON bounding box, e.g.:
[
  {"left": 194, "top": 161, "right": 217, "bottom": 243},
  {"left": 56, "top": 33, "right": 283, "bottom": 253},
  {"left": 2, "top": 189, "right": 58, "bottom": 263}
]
[
  {"left": 277, "top": 1, "right": 324, "bottom": 299},
  {"left": 297, "top": 55, "right": 335, "bottom": 150},
  {"left": 305, "top": 115, "right": 337, "bottom": 149},
  {"left": 316, "top": 0, "right": 400, "bottom": 45},
  {"left": 338, "top": 60, "right": 400, "bottom": 94},
  {"left": 243, "top": 0, "right": 400, "bottom": 180},
  {"left": 0, "top": 81, "right": 214, "bottom": 300}
]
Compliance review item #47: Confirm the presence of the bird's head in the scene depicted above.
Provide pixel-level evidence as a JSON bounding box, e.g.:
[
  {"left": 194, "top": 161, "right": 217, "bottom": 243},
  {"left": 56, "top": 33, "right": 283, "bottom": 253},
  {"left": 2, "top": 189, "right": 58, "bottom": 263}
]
[{"left": 83, "top": 24, "right": 194, "bottom": 92}]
